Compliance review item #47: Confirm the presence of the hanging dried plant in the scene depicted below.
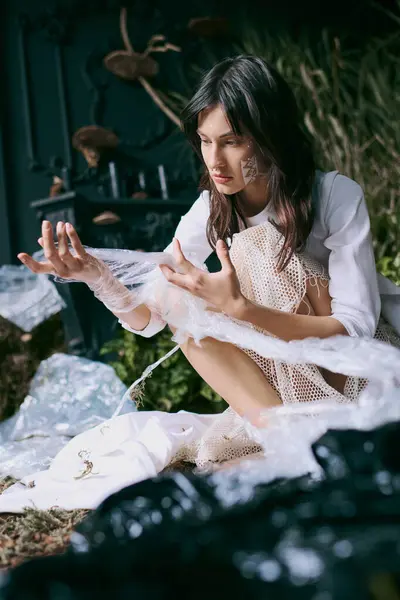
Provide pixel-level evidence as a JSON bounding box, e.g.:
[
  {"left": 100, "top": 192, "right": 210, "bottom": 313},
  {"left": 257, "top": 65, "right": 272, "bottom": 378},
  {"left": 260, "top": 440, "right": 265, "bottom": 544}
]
[
  {"left": 49, "top": 176, "right": 65, "bottom": 198},
  {"left": 104, "top": 51, "right": 159, "bottom": 80},
  {"left": 72, "top": 126, "right": 119, "bottom": 168},
  {"left": 103, "top": 8, "right": 182, "bottom": 127},
  {"left": 92, "top": 211, "right": 121, "bottom": 225}
]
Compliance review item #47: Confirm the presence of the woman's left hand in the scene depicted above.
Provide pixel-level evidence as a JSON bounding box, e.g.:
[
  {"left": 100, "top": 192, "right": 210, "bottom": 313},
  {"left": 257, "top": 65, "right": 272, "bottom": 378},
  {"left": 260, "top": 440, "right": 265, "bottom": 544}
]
[{"left": 159, "top": 238, "right": 246, "bottom": 317}]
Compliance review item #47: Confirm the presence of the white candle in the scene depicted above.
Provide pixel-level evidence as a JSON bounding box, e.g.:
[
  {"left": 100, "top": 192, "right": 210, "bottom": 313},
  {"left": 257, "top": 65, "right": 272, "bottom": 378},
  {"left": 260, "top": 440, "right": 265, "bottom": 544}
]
[{"left": 158, "top": 164, "right": 169, "bottom": 200}]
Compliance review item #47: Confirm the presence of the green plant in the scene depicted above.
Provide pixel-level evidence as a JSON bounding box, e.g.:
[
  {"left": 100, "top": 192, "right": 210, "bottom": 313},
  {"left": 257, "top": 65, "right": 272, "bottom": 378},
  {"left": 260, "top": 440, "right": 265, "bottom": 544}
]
[
  {"left": 100, "top": 327, "right": 226, "bottom": 414},
  {"left": 376, "top": 255, "right": 400, "bottom": 286}
]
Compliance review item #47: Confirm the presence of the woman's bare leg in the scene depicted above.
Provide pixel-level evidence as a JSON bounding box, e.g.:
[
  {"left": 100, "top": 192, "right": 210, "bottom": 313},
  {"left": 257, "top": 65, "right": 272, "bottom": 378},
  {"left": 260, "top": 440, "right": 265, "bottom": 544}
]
[
  {"left": 177, "top": 333, "right": 282, "bottom": 420},
  {"left": 169, "top": 274, "right": 343, "bottom": 422}
]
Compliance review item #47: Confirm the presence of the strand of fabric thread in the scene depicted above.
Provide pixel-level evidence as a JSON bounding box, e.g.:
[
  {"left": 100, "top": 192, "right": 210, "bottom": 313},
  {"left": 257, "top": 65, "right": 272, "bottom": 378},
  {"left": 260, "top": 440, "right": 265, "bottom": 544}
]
[{"left": 111, "top": 344, "right": 181, "bottom": 418}]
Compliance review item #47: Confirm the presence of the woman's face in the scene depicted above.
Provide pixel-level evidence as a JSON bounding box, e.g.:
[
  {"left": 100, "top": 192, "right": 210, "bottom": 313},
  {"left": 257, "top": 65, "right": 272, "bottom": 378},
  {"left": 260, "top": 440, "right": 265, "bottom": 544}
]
[{"left": 197, "top": 104, "right": 266, "bottom": 196}]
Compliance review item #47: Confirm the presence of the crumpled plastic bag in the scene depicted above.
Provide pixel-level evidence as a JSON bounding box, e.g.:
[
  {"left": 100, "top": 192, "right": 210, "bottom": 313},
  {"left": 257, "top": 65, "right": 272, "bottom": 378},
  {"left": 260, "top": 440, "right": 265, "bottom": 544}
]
[
  {"left": 0, "top": 265, "right": 65, "bottom": 332},
  {"left": 0, "top": 353, "right": 135, "bottom": 479},
  {"left": 209, "top": 382, "right": 400, "bottom": 509}
]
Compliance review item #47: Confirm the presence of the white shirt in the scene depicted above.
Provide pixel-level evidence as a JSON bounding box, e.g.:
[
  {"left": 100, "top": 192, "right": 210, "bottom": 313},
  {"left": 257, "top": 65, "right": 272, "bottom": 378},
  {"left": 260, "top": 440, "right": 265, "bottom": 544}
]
[{"left": 123, "top": 170, "right": 386, "bottom": 339}]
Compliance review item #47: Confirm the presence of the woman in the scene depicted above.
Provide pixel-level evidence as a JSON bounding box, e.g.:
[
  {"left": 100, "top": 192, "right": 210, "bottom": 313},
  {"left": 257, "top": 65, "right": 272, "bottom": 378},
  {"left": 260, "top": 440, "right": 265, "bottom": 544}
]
[
  {"left": 8, "top": 55, "right": 399, "bottom": 511},
  {"left": 19, "top": 55, "right": 399, "bottom": 408}
]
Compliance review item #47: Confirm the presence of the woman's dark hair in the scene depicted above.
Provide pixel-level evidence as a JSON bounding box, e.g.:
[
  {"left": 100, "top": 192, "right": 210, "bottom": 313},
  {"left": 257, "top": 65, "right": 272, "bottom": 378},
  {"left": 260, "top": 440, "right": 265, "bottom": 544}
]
[{"left": 181, "top": 55, "right": 316, "bottom": 271}]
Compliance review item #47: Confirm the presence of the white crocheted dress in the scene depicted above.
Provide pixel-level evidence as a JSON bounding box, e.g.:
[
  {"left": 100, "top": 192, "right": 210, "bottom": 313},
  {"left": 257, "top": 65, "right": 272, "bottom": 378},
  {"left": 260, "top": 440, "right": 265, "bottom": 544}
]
[{"left": 172, "top": 220, "right": 400, "bottom": 468}]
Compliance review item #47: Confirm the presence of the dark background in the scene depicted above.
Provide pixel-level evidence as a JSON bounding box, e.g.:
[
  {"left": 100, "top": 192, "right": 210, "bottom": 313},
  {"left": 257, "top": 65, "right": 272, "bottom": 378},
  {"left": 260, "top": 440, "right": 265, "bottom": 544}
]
[{"left": 0, "top": 0, "right": 397, "bottom": 265}]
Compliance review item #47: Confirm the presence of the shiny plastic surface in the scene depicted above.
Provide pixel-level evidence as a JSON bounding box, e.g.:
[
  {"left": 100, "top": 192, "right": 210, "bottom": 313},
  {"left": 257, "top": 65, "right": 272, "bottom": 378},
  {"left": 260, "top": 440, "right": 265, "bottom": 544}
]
[
  {"left": 0, "top": 266, "right": 65, "bottom": 332},
  {"left": 0, "top": 353, "right": 134, "bottom": 478}
]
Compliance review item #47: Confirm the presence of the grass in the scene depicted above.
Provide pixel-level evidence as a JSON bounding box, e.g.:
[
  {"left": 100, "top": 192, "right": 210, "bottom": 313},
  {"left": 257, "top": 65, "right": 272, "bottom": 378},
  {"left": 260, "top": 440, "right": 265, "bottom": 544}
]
[
  {"left": 236, "top": 24, "right": 400, "bottom": 277},
  {"left": 0, "top": 317, "right": 77, "bottom": 571},
  {"left": 0, "top": 460, "right": 195, "bottom": 570},
  {"left": 166, "top": 20, "right": 400, "bottom": 282},
  {"left": 0, "top": 314, "right": 66, "bottom": 421},
  {"left": 0, "top": 477, "right": 88, "bottom": 570}
]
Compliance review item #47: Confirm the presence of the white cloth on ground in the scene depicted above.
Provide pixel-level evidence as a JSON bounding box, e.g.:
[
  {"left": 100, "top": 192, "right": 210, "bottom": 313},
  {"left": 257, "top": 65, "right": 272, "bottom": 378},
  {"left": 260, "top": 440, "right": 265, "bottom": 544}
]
[{"left": 0, "top": 411, "right": 216, "bottom": 512}]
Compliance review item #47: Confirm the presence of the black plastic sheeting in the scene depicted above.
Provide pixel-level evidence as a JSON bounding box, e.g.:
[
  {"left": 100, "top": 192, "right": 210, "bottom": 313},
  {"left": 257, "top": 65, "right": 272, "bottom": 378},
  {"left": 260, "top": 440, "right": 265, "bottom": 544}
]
[{"left": 1, "top": 421, "right": 400, "bottom": 600}]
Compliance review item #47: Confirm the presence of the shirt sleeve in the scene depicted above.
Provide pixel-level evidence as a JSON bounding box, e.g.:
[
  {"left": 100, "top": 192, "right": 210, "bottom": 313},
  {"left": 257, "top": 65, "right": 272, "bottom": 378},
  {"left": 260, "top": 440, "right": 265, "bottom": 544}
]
[
  {"left": 323, "top": 173, "right": 380, "bottom": 338},
  {"left": 119, "top": 191, "right": 213, "bottom": 337}
]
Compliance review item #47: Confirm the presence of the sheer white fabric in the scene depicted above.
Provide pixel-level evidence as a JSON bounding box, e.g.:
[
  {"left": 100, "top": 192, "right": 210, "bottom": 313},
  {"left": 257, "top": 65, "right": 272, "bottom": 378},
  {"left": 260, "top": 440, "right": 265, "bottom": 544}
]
[{"left": 1, "top": 218, "right": 399, "bottom": 513}]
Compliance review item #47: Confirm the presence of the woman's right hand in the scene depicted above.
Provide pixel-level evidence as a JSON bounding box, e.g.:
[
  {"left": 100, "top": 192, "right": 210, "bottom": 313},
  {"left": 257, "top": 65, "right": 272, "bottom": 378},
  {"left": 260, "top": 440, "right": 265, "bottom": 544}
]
[{"left": 17, "top": 220, "right": 104, "bottom": 285}]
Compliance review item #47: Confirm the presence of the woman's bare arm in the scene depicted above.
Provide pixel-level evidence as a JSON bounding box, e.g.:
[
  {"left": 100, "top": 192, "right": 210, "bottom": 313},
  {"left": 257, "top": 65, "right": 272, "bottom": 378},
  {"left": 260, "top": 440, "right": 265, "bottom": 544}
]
[
  {"left": 19, "top": 220, "right": 153, "bottom": 331},
  {"left": 112, "top": 303, "right": 151, "bottom": 331},
  {"left": 300, "top": 277, "right": 348, "bottom": 393}
]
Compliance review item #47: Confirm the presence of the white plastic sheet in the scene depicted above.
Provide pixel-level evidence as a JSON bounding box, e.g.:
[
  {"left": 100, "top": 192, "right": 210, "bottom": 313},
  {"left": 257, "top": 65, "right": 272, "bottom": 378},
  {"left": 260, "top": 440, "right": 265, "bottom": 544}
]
[
  {"left": 0, "top": 265, "right": 65, "bottom": 332},
  {"left": 0, "top": 353, "right": 135, "bottom": 479}
]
